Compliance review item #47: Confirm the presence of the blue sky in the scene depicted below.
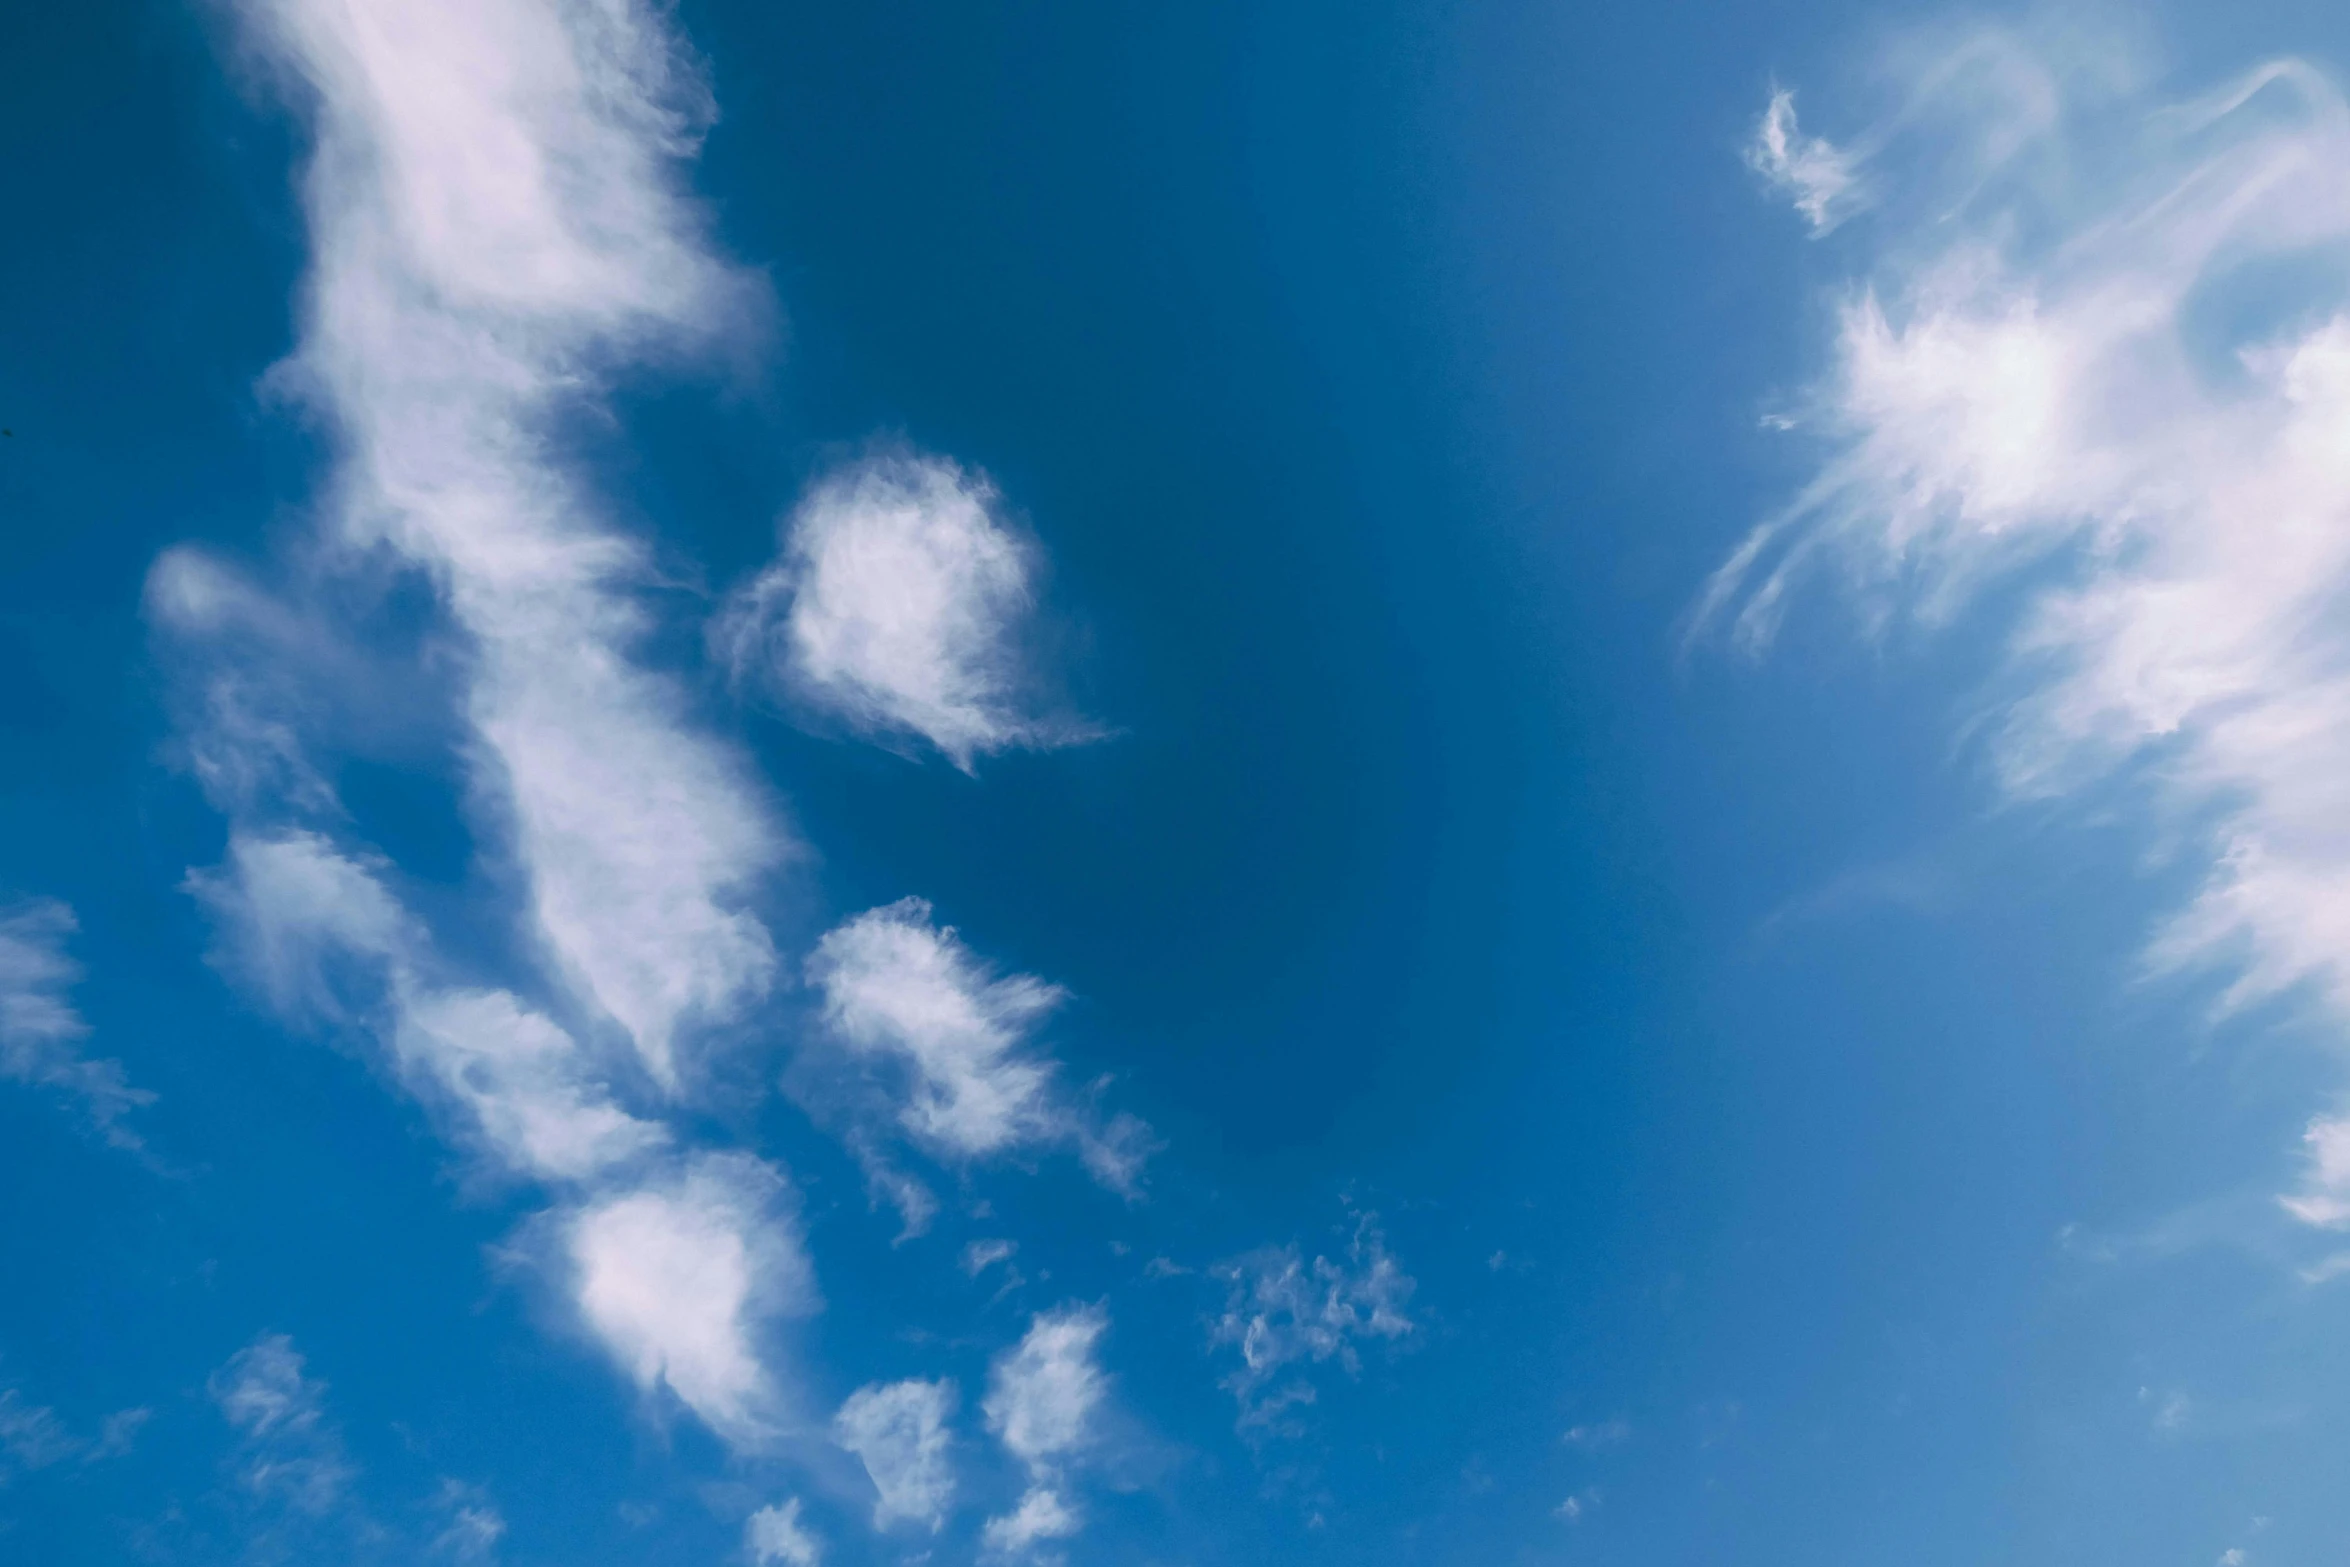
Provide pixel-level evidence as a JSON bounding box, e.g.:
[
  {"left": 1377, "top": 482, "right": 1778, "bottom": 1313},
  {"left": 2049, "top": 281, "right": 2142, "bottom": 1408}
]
[{"left": 8, "top": 1, "right": 2350, "bottom": 1563}]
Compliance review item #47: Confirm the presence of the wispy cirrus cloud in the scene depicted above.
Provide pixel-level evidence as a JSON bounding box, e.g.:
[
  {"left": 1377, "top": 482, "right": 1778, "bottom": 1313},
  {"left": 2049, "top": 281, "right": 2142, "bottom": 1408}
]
[
  {"left": 190, "top": 827, "right": 668, "bottom": 1185},
  {"left": 806, "top": 899, "right": 1155, "bottom": 1207},
  {"left": 1707, "top": 29, "right": 2350, "bottom": 1234},
  {"left": 210, "top": 1333, "right": 356, "bottom": 1516},
  {"left": 0, "top": 898, "right": 151, "bottom": 1147},
  {"left": 1747, "top": 89, "right": 1863, "bottom": 234},
  {"left": 718, "top": 453, "right": 1095, "bottom": 772}
]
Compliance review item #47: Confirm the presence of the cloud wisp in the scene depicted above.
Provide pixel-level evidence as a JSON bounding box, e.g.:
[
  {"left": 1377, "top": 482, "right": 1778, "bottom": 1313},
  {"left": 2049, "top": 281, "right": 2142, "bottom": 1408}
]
[
  {"left": 0, "top": 898, "right": 151, "bottom": 1147},
  {"left": 1707, "top": 32, "right": 2350, "bottom": 1231},
  {"left": 717, "top": 452, "right": 1096, "bottom": 771},
  {"left": 210, "top": 1333, "right": 357, "bottom": 1517}
]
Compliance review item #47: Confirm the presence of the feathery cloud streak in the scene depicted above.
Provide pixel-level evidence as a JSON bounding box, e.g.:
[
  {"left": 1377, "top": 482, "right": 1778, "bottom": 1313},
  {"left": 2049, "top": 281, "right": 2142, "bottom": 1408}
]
[
  {"left": 808, "top": 899, "right": 1155, "bottom": 1193},
  {"left": 0, "top": 898, "right": 150, "bottom": 1146},
  {"left": 1709, "top": 35, "right": 2350, "bottom": 1229}
]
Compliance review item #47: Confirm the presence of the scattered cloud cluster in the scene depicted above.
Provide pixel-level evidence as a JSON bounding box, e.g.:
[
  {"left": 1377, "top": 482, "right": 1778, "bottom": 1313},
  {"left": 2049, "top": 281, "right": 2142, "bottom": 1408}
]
[
  {"left": 1713, "top": 32, "right": 2350, "bottom": 1230},
  {"left": 718, "top": 453, "right": 1091, "bottom": 771},
  {"left": 1210, "top": 1215, "right": 1414, "bottom": 1431},
  {"left": 147, "top": 0, "right": 1165, "bottom": 1556},
  {"left": 0, "top": 898, "right": 151, "bottom": 1146}
]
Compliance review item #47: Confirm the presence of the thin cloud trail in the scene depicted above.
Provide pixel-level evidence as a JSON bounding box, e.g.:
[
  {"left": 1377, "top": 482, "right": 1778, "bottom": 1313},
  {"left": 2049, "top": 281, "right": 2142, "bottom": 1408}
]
[{"left": 1706, "top": 29, "right": 2350, "bottom": 1230}]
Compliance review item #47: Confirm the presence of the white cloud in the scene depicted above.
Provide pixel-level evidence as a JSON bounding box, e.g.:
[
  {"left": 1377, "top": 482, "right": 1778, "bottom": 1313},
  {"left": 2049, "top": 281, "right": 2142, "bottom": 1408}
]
[
  {"left": 832, "top": 1377, "right": 957, "bottom": 1532},
  {"left": 0, "top": 899, "right": 151, "bottom": 1146},
  {"left": 963, "top": 1238, "right": 1018, "bottom": 1277},
  {"left": 807, "top": 900, "right": 1152, "bottom": 1191},
  {"left": 1747, "top": 90, "right": 1862, "bottom": 233},
  {"left": 984, "top": 1305, "right": 1107, "bottom": 1469},
  {"left": 209, "top": 1333, "right": 355, "bottom": 1514},
  {"left": 745, "top": 1498, "right": 822, "bottom": 1566},
  {"left": 980, "top": 1305, "right": 1108, "bottom": 1559},
  {"left": 2283, "top": 1114, "right": 2350, "bottom": 1228},
  {"left": 194, "top": 830, "right": 665, "bottom": 1185},
  {"left": 1210, "top": 1215, "right": 1414, "bottom": 1429},
  {"left": 0, "top": 1389, "right": 147, "bottom": 1477},
  {"left": 430, "top": 1479, "right": 508, "bottom": 1562},
  {"left": 567, "top": 1152, "right": 813, "bottom": 1446},
  {"left": 1707, "top": 37, "right": 2350, "bottom": 1224},
  {"left": 230, "top": 0, "right": 784, "bottom": 1087},
  {"left": 718, "top": 453, "right": 1089, "bottom": 770},
  {"left": 979, "top": 1485, "right": 1078, "bottom": 1559},
  {"left": 0, "top": 1391, "right": 77, "bottom": 1472},
  {"left": 807, "top": 901, "right": 1056, "bottom": 1155}
]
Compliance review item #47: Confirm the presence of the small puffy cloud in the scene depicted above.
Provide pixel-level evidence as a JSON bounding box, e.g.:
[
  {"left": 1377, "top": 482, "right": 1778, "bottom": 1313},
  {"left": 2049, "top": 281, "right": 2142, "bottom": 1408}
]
[
  {"left": 980, "top": 1485, "right": 1078, "bottom": 1560},
  {"left": 567, "top": 1154, "right": 814, "bottom": 1447},
  {"left": 209, "top": 1334, "right": 355, "bottom": 1514},
  {"left": 718, "top": 452, "right": 1091, "bottom": 770},
  {"left": 832, "top": 1378, "right": 957, "bottom": 1532},
  {"left": 1747, "top": 89, "right": 1863, "bottom": 233},
  {"left": 0, "top": 899, "right": 152, "bottom": 1146},
  {"left": 983, "top": 1304, "right": 1108, "bottom": 1473},
  {"left": 745, "top": 1497, "right": 822, "bottom": 1566},
  {"left": 1211, "top": 1215, "right": 1414, "bottom": 1430}
]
